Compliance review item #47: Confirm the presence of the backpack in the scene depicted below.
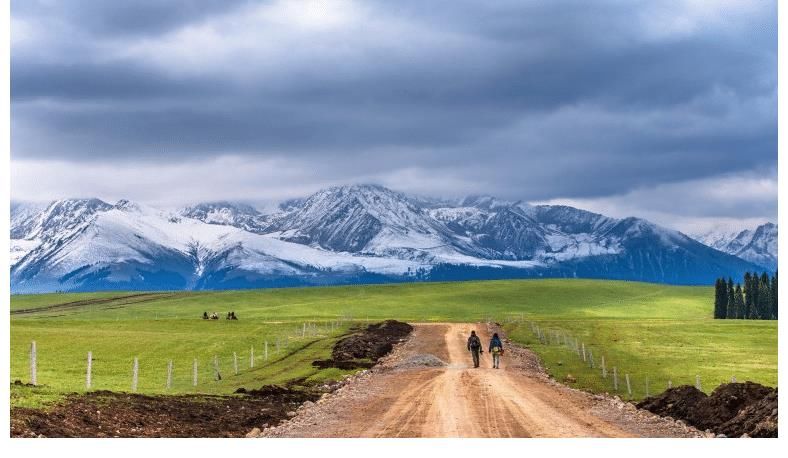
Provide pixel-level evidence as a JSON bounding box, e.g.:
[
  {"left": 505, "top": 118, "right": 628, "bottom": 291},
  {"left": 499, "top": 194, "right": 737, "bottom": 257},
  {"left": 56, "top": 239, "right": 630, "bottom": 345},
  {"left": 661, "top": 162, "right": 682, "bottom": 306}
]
[
  {"left": 469, "top": 336, "right": 481, "bottom": 349},
  {"left": 491, "top": 338, "right": 502, "bottom": 353}
]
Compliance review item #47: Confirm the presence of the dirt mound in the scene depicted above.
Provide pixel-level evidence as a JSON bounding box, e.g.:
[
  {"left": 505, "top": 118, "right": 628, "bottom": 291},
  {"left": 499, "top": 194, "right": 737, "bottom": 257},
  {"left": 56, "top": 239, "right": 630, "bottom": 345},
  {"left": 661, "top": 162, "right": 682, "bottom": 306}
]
[
  {"left": 327, "top": 320, "right": 413, "bottom": 362},
  {"left": 718, "top": 389, "right": 778, "bottom": 438},
  {"left": 637, "top": 385, "right": 708, "bottom": 422},
  {"left": 312, "top": 359, "right": 376, "bottom": 370},
  {"left": 11, "top": 388, "right": 317, "bottom": 438},
  {"left": 691, "top": 382, "right": 774, "bottom": 432},
  {"left": 235, "top": 384, "right": 320, "bottom": 402},
  {"left": 637, "top": 382, "right": 777, "bottom": 437}
]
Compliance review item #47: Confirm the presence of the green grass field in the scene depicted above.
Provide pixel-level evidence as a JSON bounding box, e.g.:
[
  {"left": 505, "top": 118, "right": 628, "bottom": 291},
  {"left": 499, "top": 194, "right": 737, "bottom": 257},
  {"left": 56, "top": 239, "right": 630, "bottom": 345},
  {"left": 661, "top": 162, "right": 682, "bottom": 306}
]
[{"left": 10, "top": 279, "right": 778, "bottom": 407}]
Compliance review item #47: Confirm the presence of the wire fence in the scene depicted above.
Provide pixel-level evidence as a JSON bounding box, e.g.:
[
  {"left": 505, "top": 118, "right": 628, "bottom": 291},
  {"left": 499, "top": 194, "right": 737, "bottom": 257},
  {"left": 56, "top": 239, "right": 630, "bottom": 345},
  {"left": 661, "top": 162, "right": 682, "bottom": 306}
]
[
  {"left": 502, "top": 315, "right": 738, "bottom": 400},
  {"left": 22, "top": 316, "right": 357, "bottom": 393}
]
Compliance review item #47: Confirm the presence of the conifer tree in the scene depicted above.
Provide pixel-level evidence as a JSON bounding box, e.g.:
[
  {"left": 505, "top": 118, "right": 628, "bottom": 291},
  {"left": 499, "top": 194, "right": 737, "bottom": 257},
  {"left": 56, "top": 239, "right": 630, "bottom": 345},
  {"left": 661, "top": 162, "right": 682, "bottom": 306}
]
[
  {"left": 743, "top": 272, "right": 753, "bottom": 319},
  {"left": 771, "top": 272, "right": 778, "bottom": 320},
  {"left": 734, "top": 284, "right": 745, "bottom": 319},
  {"left": 713, "top": 278, "right": 725, "bottom": 319},
  {"left": 758, "top": 272, "right": 772, "bottom": 319},
  {"left": 750, "top": 272, "right": 760, "bottom": 318},
  {"left": 727, "top": 277, "right": 735, "bottom": 319}
]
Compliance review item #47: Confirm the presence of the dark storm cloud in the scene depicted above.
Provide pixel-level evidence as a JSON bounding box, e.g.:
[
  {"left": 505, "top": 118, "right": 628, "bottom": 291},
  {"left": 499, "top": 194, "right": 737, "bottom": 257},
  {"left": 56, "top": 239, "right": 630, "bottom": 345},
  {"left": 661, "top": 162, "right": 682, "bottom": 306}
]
[
  {"left": 11, "top": 0, "right": 254, "bottom": 38},
  {"left": 10, "top": 0, "right": 777, "bottom": 214}
]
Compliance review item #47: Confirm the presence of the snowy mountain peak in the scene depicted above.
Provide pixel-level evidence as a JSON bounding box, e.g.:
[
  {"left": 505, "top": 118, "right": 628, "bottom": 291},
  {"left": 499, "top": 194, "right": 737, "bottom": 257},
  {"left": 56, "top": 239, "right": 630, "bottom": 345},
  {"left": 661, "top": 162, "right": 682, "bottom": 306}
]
[
  {"left": 180, "top": 201, "right": 268, "bottom": 233},
  {"left": 23, "top": 198, "right": 113, "bottom": 240},
  {"left": 182, "top": 201, "right": 261, "bottom": 219},
  {"left": 691, "top": 222, "right": 777, "bottom": 270},
  {"left": 114, "top": 199, "right": 143, "bottom": 212},
  {"left": 268, "top": 183, "right": 443, "bottom": 253},
  {"left": 10, "top": 201, "right": 49, "bottom": 239},
  {"left": 459, "top": 195, "right": 515, "bottom": 210}
]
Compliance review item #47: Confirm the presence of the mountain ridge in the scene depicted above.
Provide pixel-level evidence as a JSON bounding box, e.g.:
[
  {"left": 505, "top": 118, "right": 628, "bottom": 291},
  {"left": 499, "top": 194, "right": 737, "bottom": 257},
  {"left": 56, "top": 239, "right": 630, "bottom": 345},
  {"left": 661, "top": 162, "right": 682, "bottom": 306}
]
[
  {"left": 691, "top": 222, "right": 777, "bottom": 271},
  {"left": 10, "top": 185, "right": 772, "bottom": 293}
]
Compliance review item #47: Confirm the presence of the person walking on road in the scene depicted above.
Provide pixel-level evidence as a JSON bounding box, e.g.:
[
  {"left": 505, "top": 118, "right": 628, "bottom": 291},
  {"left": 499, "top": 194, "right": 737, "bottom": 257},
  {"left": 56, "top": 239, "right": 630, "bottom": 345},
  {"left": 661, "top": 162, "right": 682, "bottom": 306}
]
[
  {"left": 467, "top": 330, "right": 483, "bottom": 368},
  {"left": 489, "top": 333, "right": 504, "bottom": 369}
]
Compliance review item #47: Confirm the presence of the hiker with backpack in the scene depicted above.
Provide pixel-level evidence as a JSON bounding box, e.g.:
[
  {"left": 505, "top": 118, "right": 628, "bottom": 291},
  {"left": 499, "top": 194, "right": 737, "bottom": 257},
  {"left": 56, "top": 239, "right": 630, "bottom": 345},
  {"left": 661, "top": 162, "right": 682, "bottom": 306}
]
[
  {"left": 467, "top": 330, "right": 483, "bottom": 368},
  {"left": 489, "top": 333, "right": 504, "bottom": 369}
]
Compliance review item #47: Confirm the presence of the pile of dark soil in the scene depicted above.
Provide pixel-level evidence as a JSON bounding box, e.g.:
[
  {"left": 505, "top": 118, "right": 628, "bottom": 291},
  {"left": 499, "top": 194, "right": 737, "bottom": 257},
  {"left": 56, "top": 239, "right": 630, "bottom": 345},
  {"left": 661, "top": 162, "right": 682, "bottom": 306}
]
[
  {"left": 332, "top": 320, "right": 413, "bottom": 361},
  {"left": 311, "top": 359, "right": 376, "bottom": 370},
  {"left": 637, "top": 385, "right": 708, "bottom": 422},
  {"left": 234, "top": 384, "right": 320, "bottom": 402},
  {"left": 637, "top": 382, "right": 777, "bottom": 437},
  {"left": 718, "top": 389, "right": 778, "bottom": 437},
  {"left": 11, "top": 388, "right": 317, "bottom": 438},
  {"left": 312, "top": 320, "right": 413, "bottom": 369}
]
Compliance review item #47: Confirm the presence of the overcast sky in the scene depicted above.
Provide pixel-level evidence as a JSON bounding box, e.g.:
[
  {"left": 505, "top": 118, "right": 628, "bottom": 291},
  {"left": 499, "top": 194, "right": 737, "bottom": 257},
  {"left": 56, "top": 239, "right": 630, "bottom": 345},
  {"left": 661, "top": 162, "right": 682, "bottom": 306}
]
[{"left": 10, "top": 0, "right": 777, "bottom": 233}]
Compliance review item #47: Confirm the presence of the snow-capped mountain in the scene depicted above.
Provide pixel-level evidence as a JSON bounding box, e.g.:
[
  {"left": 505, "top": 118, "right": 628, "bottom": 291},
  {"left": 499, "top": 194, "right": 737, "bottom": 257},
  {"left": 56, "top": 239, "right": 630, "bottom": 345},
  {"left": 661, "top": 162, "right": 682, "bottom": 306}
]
[
  {"left": 692, "top": 223, "right": 777, "bottom": 271},
  {"left": 10, "top": 185, "right": 768, "bottom": 293},
  {"left": 180, "top": 201, "right": 269, "bottom": 233}
]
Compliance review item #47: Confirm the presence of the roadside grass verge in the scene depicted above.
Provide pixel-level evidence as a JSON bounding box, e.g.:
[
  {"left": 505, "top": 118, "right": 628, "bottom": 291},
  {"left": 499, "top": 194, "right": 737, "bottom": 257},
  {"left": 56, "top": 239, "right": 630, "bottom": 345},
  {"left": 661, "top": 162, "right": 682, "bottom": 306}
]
[{"left": 504, "top": 318, "right": 777, "bottom": 401}]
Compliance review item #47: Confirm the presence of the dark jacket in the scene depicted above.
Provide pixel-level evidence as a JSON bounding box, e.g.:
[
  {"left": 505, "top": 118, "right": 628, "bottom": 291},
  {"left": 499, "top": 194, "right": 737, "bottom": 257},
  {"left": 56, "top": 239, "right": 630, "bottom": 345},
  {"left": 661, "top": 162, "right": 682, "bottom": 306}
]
[
  {"left": 467, "top": 335, "right": 482, "bottom": 352},
  {"left": 489, "top": 337, "right": 503, "bottom": 352}
]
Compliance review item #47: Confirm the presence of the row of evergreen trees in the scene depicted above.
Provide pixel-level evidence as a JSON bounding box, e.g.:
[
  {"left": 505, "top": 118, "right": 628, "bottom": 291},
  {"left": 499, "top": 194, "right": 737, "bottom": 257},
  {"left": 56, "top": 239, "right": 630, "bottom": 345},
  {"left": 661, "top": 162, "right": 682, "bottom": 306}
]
[{"left": 714, "top": 272, "right": 777, "bottom": 320}]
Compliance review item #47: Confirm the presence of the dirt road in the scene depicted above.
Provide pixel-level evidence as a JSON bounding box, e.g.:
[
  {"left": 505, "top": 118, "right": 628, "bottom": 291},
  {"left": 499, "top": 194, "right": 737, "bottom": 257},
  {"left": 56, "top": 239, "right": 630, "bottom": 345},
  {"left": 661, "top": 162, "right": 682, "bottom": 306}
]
[{"left": 260, "top": 323, "right": 700, "bottom": 438}]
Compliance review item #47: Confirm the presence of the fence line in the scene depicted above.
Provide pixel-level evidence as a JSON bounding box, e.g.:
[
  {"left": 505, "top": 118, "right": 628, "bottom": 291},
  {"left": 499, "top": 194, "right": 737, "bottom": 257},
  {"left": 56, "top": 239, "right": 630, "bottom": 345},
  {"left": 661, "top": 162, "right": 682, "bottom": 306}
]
[
  {"left": 522, "top": 321, "right": 729, "bottom": 400},
  {"left": 16, "top": 319, "right": 366, "bottom": 392}
]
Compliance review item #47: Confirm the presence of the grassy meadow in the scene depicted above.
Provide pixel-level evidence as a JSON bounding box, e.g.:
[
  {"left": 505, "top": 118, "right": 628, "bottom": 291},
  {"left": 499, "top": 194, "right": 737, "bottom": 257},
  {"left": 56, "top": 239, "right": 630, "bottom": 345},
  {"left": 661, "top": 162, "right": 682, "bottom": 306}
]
[{"left": 10, "top": 279, "right": 778, "bottom": 407}]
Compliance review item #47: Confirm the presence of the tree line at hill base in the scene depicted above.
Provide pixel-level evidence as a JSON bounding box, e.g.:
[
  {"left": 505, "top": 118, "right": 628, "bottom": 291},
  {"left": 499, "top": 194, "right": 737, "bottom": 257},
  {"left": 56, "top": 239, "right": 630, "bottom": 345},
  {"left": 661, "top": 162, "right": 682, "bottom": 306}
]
[{"left": 714, "top": 272, "right": 777, "bottom": 320}]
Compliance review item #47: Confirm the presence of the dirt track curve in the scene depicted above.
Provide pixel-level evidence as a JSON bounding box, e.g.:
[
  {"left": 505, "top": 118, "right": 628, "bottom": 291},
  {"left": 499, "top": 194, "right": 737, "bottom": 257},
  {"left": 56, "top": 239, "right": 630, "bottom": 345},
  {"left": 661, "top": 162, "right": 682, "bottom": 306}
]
[{"left": 261, "top": 323, "right": 701, "bottom": 438}]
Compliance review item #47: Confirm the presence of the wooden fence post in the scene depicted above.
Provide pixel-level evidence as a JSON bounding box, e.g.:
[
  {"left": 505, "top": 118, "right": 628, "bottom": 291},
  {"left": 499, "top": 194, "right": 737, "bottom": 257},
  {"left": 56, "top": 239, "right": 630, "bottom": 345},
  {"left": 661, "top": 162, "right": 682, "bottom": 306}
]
[
  {"left": 731, "top": 375, "right": 737, "bottom": 383},
  {"left": 131, "top": 357, "right": 139, "bottom": 392},
  {"left": 613, "top": 367, "right": 618, "bottom": 391},
  {"left": 250, "top": 346, "right": 255, "bottom": 368},
  {"left": 213, "top": 355, "right": 221, "bottom": 381},
  {"left": 601, "top": 356, "right": 607, "bottom": 378},
  {"left": 86, "top": 351, "right": 92, "bottom": 389},
  {"left": 581, "top": 343, "right": 586, "bottom": 362},
  {"left": 264, "top": 341, "right": 268, "bottom": 361},
  {"left": 645, "top": 378, "right": 650, "bottom": 398},
  {"left": 233, "top": 352, "right": 239, "bottom": 375},
  {"left": 625, "top": 373, "right": 631, "bottom": 399},
  {"left": 668, "top": 380, "right": 672, "bottom": 389},
  {"left": 588, "top": 350, "right": 595, "bottom": 368},
  {"left": 30, "top": 341, "right": 37, "bottom": 386},
  {"left": 696, "top": 375, "right": 702, "bottom": 391},
  {"left": 166, "top": 360, "right": 173, "bottom": 389},
  {"left": 303, "top": 323, "right": 306, "bottom": 338},
  {"left": 193, "top": 358, "right": 198, "bottom": 386}
]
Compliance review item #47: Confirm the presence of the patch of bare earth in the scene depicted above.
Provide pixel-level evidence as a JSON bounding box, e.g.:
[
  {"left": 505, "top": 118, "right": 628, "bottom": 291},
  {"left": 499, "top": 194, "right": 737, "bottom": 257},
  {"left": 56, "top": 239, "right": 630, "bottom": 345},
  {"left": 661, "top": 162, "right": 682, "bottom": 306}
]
[{"left": 11, "top": 389, "right": 318, "bottom": 438}]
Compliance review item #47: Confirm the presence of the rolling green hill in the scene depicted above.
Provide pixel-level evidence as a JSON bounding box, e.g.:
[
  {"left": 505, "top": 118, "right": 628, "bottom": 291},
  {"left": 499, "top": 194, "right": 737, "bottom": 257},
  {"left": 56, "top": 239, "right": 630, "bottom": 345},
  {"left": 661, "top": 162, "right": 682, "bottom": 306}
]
[{"left": 10, "top": 279, "right": 777, "bottom": 407}]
